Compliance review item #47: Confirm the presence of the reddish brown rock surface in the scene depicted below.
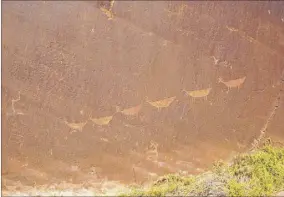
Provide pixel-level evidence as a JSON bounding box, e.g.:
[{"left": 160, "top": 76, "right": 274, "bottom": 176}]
[{"left": 2, "top": 1, "right": 284, "bottom": 192}]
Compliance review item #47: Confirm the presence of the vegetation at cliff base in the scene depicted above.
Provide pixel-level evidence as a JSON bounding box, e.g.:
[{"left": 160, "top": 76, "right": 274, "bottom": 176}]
[{"left": 120, "top": 142, "right": 284, "bottom": 196}]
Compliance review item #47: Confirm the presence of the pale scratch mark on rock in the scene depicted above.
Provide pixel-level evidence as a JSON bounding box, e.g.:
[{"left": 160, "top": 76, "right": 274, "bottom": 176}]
[
  {"left": 146, "top": 141, "right": 159, "bottom": 162},
  {"left": 212, "top": 56, "right": 220, "bottom": 65},
  {"left": 163, "top": 40, "right": 170, "bottom": 46},
  {"left": 237, "top": 142, "right": 246, "bottom": 149},
  {"left": 226, "top": 26, "right": 254, "bottom": 43},
  {"left": 90, "top": 116, "right": 113, "bottom": 126},
  {"left": 10, "top": 91, "right": 25, "bottom": 116},
  {"left": 218, "top": 76, "right": 246, "bottom": 93},
  {"left": 100, "top": 138, "right": 109, "bottom": 143},
  {"left": 64, "top": 120, "right": 87, "bottom": 132},
  {"left": 123, "top": 123, "right": 137, "bottom": 128},
  {"left": 268, "top": 10, "right": 271, "bottom": 15},
  {"left": 146, "top": 96, "right": 176, "bottom": 111},
  {"left": 219, "top": 60, "right": 230, "bottom": 68},
  {"left": 177, "top": 28, "right": 191, "bottom": 37},
  {"left": 183, "top": 88, "right": 212, "bottom": 101},
  {"left": 226, "top": 26, "right": 238, "bottom": 32}
]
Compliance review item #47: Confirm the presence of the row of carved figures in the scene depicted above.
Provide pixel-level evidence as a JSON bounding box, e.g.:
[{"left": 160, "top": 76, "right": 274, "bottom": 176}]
[{"left": 64, "top": 76, "right": 246, "bottom": 130}]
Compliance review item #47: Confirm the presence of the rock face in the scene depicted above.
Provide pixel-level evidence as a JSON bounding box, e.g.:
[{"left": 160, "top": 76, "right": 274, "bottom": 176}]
[
  {"left": 2, "top": 0, "right": 284, "bottom": 191},
  {"left": 277, "top": 191, "right": 284, "bottom": 197}
]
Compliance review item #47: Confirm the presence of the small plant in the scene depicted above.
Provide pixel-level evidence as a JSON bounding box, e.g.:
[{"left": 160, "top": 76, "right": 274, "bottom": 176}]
[
  {"left": 212, "top": 160, "right": 226, "bottom": 175},
  {"left": 227, "top": 179, "right": 247, "bottom": 196}
]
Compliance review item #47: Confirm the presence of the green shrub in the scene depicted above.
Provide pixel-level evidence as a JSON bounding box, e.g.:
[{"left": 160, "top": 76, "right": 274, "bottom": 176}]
[
  {"left": 121, "top": 144, "right": 284, "bottom": 197},
  {"left": 227, "top": 145, "right": 284, "bottom": 196}
]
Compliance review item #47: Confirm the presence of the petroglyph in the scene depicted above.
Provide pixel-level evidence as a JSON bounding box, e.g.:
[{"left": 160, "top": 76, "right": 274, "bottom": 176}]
[
  {"left": 100, "top": 0, "right": 115, "bottom": 20},
  {"left": 146, "top": 96, "right": 176, "bottom": 110},
  {"left": 100, "top": 7, "right": 113, "bottom": 20},
  {"left": 64, "top": 120, "right": 87, "bottom": 132},
  {"left": 226, "top": 26, "right": 238, "bottom": 32},
  {"left": 226, "top": 26, "right": 254, "bottom": 43},
  {"left": 10, "top": 92, "right": 25, "bottom": 116},
  {"left": 100, "top": 138, "right": 109, "bottom": 143},
  {"left": 116, "top": 104, "right": 142, "bottom": 116},
  {"left": 211, "top": 56, "right": 232, "bottom": 69},
  {"left": 183, "top": 88, "right": 212, "bottom": 100},
  {"left": 176, "top": 160, "right": 194, "bottom": 170},
  {"left": 90, "top": 116, "right": 113, "bottom": 126},
  {"left": 123, "top": 123, "right": 137, "bottom": 128},
  {"left": 218, "top": 76, "right": 246, "bottom": 93},
  {"left": 219, "top": 60, "right": 232, "bottom": 69},
  {"left": 162, "top": 40, "right": 171, "bottom": 46},
  {"left": 146, "top": 141, "right": 159, "bottom": 162},
  {"left": 212, "top": 56, "right": 220, "bottom": 65}
]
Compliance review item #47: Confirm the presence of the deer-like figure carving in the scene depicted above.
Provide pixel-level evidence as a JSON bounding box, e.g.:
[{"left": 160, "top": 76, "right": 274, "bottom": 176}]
[{"left": 218, "top": 76, "right": 246, "bottom": 93}]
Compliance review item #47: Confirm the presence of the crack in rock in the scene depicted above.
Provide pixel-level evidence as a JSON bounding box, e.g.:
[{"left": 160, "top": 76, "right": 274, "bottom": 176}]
[{"left": 251, "top": 71, "right": 284, "bottom": 150}]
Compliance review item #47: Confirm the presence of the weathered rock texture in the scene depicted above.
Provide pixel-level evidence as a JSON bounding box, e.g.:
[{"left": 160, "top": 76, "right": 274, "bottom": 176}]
[{"left": 2, "top": 1, "right": 284, "bottom": 189}]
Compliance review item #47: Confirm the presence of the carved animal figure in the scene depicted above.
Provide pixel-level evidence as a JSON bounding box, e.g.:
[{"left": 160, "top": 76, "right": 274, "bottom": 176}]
[
  {"left": 218, "top": 76, "right": 246, "bottom": 93},
  {"left": 183, "top": 88, "right": 212, "bottom": 100},
  {"left": 64, "top": 120, "right": 87, "bottom": 132},
  {"left": 90, "top": 116, "right": 113, "bottom": 126},
  {"left": 146, "top": 96, "right": 176, "bottom": 110}
]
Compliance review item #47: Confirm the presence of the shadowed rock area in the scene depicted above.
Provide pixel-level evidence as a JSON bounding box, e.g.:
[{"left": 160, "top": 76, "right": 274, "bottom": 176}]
[{"left": 2, "top": 1, "right": 284, "bottom": 194}]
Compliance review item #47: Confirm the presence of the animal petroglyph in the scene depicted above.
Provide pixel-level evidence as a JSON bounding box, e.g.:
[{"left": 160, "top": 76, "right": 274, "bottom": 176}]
[
  {"left": 64, "top": 120, "right": 87, "bottom": 132},
  {"left": 56, "top": 76, "right": 242, "bottom": 128},
  {"left": 183, "top": 88, "right": 212, "bottom": 100},
  {"left": 146, "top": 96, "right": 176, "bottom": 110},
  {"left": 218, "top": 76, "right": 246, "bottom": 93},
  {"left": 116, "top": 104, "right": 142, "bottom": 116},
  {"left": 90, "top": 116, "right": 113, "bottom": 126}
]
